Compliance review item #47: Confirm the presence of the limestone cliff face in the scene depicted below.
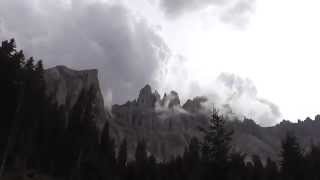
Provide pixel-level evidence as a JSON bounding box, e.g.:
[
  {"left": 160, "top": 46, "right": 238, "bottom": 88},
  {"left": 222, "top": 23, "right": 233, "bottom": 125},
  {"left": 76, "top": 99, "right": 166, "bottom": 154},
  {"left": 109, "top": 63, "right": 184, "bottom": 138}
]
[
  {"left": 110, "top": 85, "right": 208, "bottom": 161},
  {"left": 44, "top": 65, "right": 107, "bottom": 131}
]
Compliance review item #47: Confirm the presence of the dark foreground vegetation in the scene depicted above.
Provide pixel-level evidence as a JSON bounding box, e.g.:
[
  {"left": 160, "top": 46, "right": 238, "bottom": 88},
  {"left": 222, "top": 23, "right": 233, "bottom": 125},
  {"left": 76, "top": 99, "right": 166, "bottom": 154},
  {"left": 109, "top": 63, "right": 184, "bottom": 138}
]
[{"left": 1, "top": 39, "right": 320, "bottom": 180}]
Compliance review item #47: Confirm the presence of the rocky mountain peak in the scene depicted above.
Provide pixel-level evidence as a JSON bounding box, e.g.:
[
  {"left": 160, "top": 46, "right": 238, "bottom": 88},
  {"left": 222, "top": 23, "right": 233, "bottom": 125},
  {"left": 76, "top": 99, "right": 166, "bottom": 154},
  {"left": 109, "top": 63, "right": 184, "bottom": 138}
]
[
  {"left": 154, "top": 90, "right": 161, "bottom": 102},
  {"left": 161, "top": 91, "right": 181, "bottom": 108},
  {"left": 44, "top": 65, "right": 107, "bottom": 131},
  {"left": 139, "top": 84, "right": 152, "bottom": 96},
  {"left": 182, "top": 96, "right": 207, "bottom": 113},
  {"left": 137, "top": 84, "right": 158, "bottom": 108}
]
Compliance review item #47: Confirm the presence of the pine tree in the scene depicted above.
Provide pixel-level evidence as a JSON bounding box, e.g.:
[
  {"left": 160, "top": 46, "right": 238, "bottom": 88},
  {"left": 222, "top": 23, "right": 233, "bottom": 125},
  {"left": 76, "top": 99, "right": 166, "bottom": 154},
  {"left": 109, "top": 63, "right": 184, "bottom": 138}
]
[
  {"left": 228, "top": 152, "right": 246, "bottom": 180},
  {"left": 0, "top": 38, "right": 49, "bottom": 175},
  {"left": 200, "top": 106, "right": 233, "bottom": 180},
  {"left": 0, "top": 39, "right": 27, "bottom": 176},
  {"left": 185, "top": 137, "right": 200, "bottom": 164},
  {"left": 117, "top": 138, "right": 127, "bottom": 170},
  {"left": 183, "top": 137, "right": 200, "bottom": 180},
  {"left": 265, "top": 157, "right": 279, "bottom": 180},
  {"left": 134, "top": 139, "right": 148, "bottom": 180},
  {"left": 201, "top": 107, "right": 233, "bottom": 164},
  {"left": 251, "top": 154, "right": 264, "bottom": 180},
  {"left": 135, "top": 139, "right": 147, "bottom": 166},
  {"left": 67, "top": 87, "right": 100, "bottom": 179},
  {"left": 280, "top": 132, "right": 304, "bottom": 180},
  {"left": 305, "top": 144, "right": 320, "bottom": 180},
  {"left": 100, "top": 122, "right": 116, "bottom": 179}
]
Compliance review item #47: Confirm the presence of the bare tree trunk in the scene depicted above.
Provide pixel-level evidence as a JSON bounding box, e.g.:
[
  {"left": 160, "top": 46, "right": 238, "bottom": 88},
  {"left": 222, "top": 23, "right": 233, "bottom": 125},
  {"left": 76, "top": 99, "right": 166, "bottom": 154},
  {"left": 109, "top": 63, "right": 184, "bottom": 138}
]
[{"left": 0, "top": 83, "right": 24, "bottom": 177}]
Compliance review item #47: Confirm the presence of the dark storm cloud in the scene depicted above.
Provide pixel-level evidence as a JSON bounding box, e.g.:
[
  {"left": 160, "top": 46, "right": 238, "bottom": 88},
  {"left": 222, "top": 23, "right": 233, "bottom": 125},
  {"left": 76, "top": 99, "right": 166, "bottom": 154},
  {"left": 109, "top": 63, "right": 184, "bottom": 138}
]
[
  {"left": 158, "top": 0, "right": 255, "bottom": 26},
  {"left": 0, "top": 0, "right": 170, "bottom": 106}
]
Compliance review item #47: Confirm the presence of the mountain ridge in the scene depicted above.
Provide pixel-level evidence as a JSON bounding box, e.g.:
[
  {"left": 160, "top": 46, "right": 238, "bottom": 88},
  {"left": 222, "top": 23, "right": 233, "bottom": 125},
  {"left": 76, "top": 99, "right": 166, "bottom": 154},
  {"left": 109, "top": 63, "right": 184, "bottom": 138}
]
[{"left": 44, "top": 66, "right": 320, "bottom": 162}]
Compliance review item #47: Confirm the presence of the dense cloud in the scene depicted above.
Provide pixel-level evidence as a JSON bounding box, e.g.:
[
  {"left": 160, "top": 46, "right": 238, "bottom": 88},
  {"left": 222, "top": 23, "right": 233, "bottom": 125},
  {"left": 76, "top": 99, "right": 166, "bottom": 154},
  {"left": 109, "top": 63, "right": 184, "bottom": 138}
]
[
  {"left": 200, "top": 73, "right": 281, "bottom": 126},
  {"left": 158, "top": 0, "right": 255, "bottom": 26},
  {"left": 0, "top": 0, "right": 170, "bottom": 106},
  {"left": 159, "top": 58, "right": 281, "bottom": 126}
]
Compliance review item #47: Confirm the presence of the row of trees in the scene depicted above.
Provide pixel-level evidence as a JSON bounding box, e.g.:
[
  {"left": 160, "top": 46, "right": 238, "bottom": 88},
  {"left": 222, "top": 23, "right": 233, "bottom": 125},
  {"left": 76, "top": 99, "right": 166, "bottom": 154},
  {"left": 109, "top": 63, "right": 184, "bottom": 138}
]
[
  {"left": 0, "top": 38, "right": 47, "bottom": 175},
  {"left": 1, "top": 39, "right": 320, "bottom": 180}
]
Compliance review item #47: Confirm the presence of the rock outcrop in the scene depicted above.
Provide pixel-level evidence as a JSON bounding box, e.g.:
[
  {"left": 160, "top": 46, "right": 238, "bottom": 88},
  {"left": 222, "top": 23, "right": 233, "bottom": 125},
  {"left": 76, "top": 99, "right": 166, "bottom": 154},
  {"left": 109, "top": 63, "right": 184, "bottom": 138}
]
[
  {"left": 182, "top": 96, "right": 208, "bottom": 113},
  {"left": 161, "top": 91, "right": 181, "bottom": 108},
  {"left": 137, "top": 84, "right": 159, "bottom": 108},
  {"left": 109, "top": 85, "right": 208, "bottom": 161},
  {"left": 44, "top": 65, "right": 108, "bottom": 131}
]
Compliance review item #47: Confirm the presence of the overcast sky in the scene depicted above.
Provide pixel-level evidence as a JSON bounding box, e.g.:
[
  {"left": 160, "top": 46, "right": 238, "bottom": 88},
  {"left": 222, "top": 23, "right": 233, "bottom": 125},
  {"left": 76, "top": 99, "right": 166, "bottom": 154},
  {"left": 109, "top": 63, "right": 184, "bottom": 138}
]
[{"left": 1, "top": 0, "right": 320, "bottom": 126}]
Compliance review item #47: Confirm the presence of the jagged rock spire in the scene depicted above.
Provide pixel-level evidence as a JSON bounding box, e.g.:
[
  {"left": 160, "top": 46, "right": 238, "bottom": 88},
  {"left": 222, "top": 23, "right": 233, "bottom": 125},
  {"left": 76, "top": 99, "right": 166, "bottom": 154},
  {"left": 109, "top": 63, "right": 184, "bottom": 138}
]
[
  {"left": 137, "top": 84, "right": 158, "bottom": 108},
  {"left": 160, "top": 91, "right": 181, "bottom": 109},
  {"left": 182, "top": 96, "right": 207, "bottom": 113}
]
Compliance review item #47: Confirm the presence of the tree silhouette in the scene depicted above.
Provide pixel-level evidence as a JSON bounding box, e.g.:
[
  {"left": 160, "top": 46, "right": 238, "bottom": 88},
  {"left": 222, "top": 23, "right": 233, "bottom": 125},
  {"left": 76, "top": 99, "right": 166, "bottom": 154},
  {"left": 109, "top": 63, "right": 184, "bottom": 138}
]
[
  {"left": 117, "top": 138, "right": 128, "bottom": 170},
  {"left": 183, "top": 137, "right": 201, "bottom": 180},
  {"left": 280, "top": 132, "right": 304, "bottom": 180},
  {"left": 0, "top": 39, "right": 48, "bottom": 175},
  {"left": 134, "top": 139, "right": 148, "bottom": 180},
  {"left": 135, "top": 139, "right": 148, "bottom": 166},
  {"left": 265, "top": 157, "right": 279, "bottom": 180},
  {"left": 200, "top": 107, "right": 233, "bottom": 180},
  {"left": 228, "top": 151, "right": 246, "bottom": 180},
  {"left": 305, "top": 144, "right": 320, "bottom": 180},
  {"left": 251, "top": 154, "right": 264, "bottom": 180},
  {"left": 201, "top": 107, "right": 233, "bottom": 164},
  {"left": 100, "top": 122, "right": 116, "bottom": 179}
]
